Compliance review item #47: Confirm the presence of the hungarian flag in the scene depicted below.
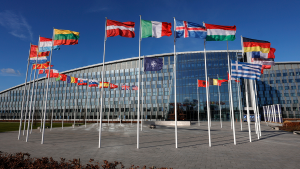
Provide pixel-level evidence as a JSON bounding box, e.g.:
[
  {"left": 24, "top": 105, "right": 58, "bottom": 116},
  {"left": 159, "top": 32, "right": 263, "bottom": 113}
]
[
  {"left": 99, "top": 82, "right": 109, "bottom": 88},
  {"left": 205, "top": 23, "right": 236, "bottom": 41},
  {"left": 46, "top": 69, "right": 59, "bottom": 78},
  {"left": 261, "top": 65, "right": 272, "bottom": 74},
  {"left": 141, "top": 19, "right": 172, "bottom": 38},
  {"left": 32, "top": 62, "right": 53, "bottom": 69},
  {"left": 197, "top": 80, "right": 207, "bottom": 87},
  {"left": 110, "top": 83, "right": 118, "bottom": 89},
  {"left": 54, "top": 29, "right": 80, "bottom": 45},
  {"left": 242, "top": 37, "right": 271, "bottom": 53},
  {"left": 107, "top": 19, "right": 135, "bottom": 38}
]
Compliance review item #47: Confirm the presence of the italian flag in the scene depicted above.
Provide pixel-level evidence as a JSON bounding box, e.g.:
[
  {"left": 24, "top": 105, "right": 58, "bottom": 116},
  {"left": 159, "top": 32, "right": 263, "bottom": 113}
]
[
  {"left": 205, "top": 23, "right": 236, "bottom": 41},
  {"left": 141, "top": 19, "right": 172, "bottom": 38}
]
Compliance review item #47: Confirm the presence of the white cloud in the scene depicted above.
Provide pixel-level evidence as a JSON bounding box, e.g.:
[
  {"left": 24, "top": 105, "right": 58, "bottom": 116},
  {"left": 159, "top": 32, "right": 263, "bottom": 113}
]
[
  {"left": 0, "top": 10, "right": 33, "bottom": 41},
  {"left": 0, "top": 68, "right": 22, "bottom": 76}
]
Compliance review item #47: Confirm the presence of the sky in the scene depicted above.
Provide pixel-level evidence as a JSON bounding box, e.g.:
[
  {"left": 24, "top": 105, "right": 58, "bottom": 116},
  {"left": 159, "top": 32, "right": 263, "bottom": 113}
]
[{"left": 1, "top": 0, "right": 300, "bottom": 92}]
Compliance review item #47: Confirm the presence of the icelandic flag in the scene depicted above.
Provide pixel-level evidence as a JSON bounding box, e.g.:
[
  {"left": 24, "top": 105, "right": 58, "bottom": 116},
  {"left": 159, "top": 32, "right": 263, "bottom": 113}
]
[
  {"left": 252, "top": 48, "right": 276, "bottom": 59},
  {"left": 231, "top": 61, "right": 262, "bottom": 80},
  {"left": 39, "top": 37, "right": 60, "bottom": 52},
  {"left": 77, "top": 78, "right": 88, "bottom": 85},
  {"left": 89, "top": 79, "right": 99, "bottom": 87},
  {"left": 144, "top": 57, "right": 163, "bottom": 71},
  {"left": 175, "top": 19, "right": 207, "bottom": 39},
  {"left": 121, "top": 84, "right": 130, "bottom": 90}
]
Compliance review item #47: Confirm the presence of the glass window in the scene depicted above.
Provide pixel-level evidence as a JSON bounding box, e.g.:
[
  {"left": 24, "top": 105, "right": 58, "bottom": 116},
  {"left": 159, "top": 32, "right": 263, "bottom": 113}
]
[
  {"left": 289, "top": 79, "right": 294, "bottom": 83},
  {"left": 270, "top": 73, "right": 275, "bottom": 77},
  {"left": 294, "top": 100, "right": 298, "bottom": 104},
  {"left": 291, "top": 86, "right": 296, "bottom": 89},
  {"left": 276, "top": 73, "right": 281, "bottom": 77},
  {"left": 289, "top": 72, "right": 294, "bottom": 76},
  {"left": 286, "top": 107, "right": 291, "bottom": 111},
  {"left": 264, "top": 74, "right": 268, "bottom": 77},
  {"left": 291, "top": 93, "right": 296, "bottom": 97},
  {"left": 296, "top": 79, "right": 300, "bottom": 82},
  {"left": 285, "top": 86, "right": 289, "bottom": 90},
  {"left": 282, "top": 79, "right": 287, "bottom": 83},
  {"left": 270, "top": 80, "right": 274, "bottom": 84},
  {"left": 284, "top": 93, "right": 289, "bottom": 97},
  {"left": 283, "top": 73, "right": 288, "bottom": 76},
  {"left": 276, "top": 80, "right": 280, "bottom": 83}
]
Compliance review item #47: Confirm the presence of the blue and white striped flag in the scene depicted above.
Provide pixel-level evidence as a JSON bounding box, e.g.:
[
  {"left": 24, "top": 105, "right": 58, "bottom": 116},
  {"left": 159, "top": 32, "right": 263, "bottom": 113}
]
[{"left": 231, "top": 61, "right": 262, "bottom": 80}]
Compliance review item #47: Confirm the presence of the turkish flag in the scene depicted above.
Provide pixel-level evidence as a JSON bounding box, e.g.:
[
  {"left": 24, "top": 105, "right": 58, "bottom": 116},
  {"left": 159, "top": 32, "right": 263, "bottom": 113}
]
[
  {"left": 198, "top": 80, "right": 207, "bottom": 87},
  {"left": 110, "top": 83, "right": 118, "bottom": 89}
]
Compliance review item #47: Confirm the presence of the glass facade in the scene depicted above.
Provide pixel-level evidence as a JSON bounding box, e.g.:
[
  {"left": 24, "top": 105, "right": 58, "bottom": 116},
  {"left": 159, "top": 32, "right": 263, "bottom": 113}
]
[{"left": 0, "top": 50, "right": 244, "bottom": 121}]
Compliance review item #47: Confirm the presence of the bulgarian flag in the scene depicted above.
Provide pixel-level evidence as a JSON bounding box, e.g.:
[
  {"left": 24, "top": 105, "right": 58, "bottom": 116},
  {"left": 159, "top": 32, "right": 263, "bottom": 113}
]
[
  {"left": 141, "top": 19, "right": 172, "bottom": 38},
  {"left": 205, "top": 23, "right": 236, "bottom": 41}
]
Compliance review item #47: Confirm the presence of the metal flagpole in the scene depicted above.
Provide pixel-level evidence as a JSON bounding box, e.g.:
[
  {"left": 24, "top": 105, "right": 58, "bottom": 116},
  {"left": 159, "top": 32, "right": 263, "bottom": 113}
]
[
  {"left": 41, "top": 28, "right": 55, "bottom": 144},
  {"left": 18, "top": 43, "right": 31, "bottom": 140},
  {"left": 254, "top": 80, "right": 261, "bottom": 137},
  {"left": 30, "top": 71, "right": 40, "bottom": 134},
  {"left": 51, "top": 78, "right": 57, "bottom": 130},
  {"left": 74, "top": 83, "right": 78, "bottom": 128},
  {"left": 26, "top": 36, "right": 40, "bottom": 142},
  {"left": 141, "top": 71, "right": 144, "bottom": 131},
  {"left": 137, "top": 15, "right": 142, "bottom": 149},
  {"left": 23, "top": 64, "right": 33, "bottom": 136},
  {"left": 217, "top": 74, "right": 222, "bottom": 128},
  {"left": 85, "top": 80, "right": 89, "bottom": 128},
  {"left": 237, "top": 79, "right": 243, "bottom": 131},
  {"left": 99, "top": 17, "right": 107, "bottom": 148},
  {"left": 62, "top": 79, "right": 67, "bottom": 129},
  {"left": 245, "top": 79, "right": 252, "bottom": 142},
  {"left": 173, "top": 17, "right": 178, "bottom": 148},
  {"left": 197, "top": 80, "right": 200, "bottom": 126},
  {"left": 203, "top": 39, "right": 211, "bottom": 147},
  {"left": 227, "top": 42, "right": 236, "bottom": 145},
  {"left": 40, "top": 75, "right": 47, "bottom": 132}
]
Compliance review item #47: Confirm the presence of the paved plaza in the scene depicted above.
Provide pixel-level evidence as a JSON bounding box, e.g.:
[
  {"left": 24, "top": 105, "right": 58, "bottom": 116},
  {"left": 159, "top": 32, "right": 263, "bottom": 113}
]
[{"left": 1, "top": 121, "right": 299, "bottom": 168}]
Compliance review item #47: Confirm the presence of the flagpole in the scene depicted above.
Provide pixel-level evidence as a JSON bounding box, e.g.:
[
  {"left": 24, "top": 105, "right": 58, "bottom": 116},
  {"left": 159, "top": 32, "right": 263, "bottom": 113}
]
[
  {"left": 173, "top": 17, "right": 178, "bottom": 148},
  {"left": 141, "top": 70, "right": 144, "bottom": 131},
  {"left": 30, "top": 71, "right": 40, "bottom": 134},
  {"left": 41, "top": 28, "right": 55, "bottom": 144},
  {"left": 99, "top": 17, "right": 107, "bottom": 148},
  {"left": 237, "top": 78, "right": 243, "bottom": 131},
  {"left": 136, "top": 15, "right": 142, "bottom": 149},
  {"left": 85, "top": 79, "right": 89, "bottom": 128},
  {"left": 197, "top": 80, "right": 200, "bottom": 126},
  {"left": 227, "top": 41, "right": 236, "bottom": 145},
  {"left": 75, "top": 83, "right": 78, "bottom": 127},
  {"left": 62, "top": 79, "right": 67, "bottom": 129},
  {"left": 18, "top": 43, "right": 31, "bottom": 140},
  {"left": 217, "top": 74, "right": 222, "bottom": 128},
  {"left": 40, "top": 75, "right": 47, "bottom": 132},
  {"left": 23, "top": 63, "right": 33, "bottom": 136},
  {"left": 52, "top": 78, "right": 57, "bottom": 130}
]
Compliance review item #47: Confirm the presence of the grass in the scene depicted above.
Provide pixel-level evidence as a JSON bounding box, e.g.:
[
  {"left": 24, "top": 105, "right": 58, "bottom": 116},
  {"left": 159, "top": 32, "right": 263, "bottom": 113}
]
[{"left": 0, "top": 122, "right": 73, "bottom": 133}]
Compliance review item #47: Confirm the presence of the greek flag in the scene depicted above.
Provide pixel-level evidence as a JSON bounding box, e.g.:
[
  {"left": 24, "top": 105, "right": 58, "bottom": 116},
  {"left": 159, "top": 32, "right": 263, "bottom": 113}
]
[{"left": 231, "top": 61, "right": 262, "bottom": 80}]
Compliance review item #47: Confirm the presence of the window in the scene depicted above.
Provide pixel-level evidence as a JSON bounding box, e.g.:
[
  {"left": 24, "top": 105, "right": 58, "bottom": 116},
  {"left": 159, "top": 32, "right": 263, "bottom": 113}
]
[
  {"left": 282, "top": 79, "right": 287, "bottom": 83},
  {"left": 293, "top": 100, "right": 298, "bottom": 104},
  {"left": 296, "top": 79, "right": 300, "bottom": 82},
  {"left": 286, "top": 107, "right": 291, "bottom": 111},
  {"left": 291, "top": 93, "right": 296, "bottom": 97},
  {"left": 284, "top": 93, "right": 289, "bottom": 97},
  {"left": 264, "top": 74, "right": 269, "bottom": 77},
  {"left": 289, "top": 79, "right": 294, "bottom": 83},
  {"left": 285, "top": 86, "right": 289, "bottom": 90},
  {"left": 276, "top": 80, "right": 280, "bottom": 83},
  {"left": 283, "top": 73, "right": 288, "bottom": 76},
  {"left": 276, "top": 73, "right": 281, "bottom": 77},
  {"left": 289, "top": 72, "right": 294, "bottom": 76},
  {"left": 291, "top": 86, "right": 296, "bottom": 90},
  {"left": 270, "top": 80, "right": 274, "bottom": 84},
  {"left": 278, "top": 86, "right": 283, "bottom": 90},
  {"left": 286, "top": 100, "right": 291, "bottom": 104},
  {"left": 270, "top": 73, "right": 275, "bottom": 77}
]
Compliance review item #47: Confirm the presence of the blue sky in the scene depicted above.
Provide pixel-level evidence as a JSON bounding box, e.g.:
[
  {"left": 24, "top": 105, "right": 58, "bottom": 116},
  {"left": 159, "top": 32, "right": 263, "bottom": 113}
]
[{"left": 0, "top": 0, "right": 300, "bottom": 92}]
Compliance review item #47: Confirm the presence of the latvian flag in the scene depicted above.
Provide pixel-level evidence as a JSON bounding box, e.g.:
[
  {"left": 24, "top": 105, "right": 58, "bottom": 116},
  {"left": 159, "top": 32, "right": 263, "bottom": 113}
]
[{"left": 107, "top": 19, "right": 135, "bottom": 38}]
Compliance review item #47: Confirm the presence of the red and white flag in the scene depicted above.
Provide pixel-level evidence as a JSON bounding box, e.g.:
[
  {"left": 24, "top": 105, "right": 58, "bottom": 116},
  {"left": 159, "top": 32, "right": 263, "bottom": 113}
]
[
  {"left": 38, "top": 69, "right": 44, "bottom": 74},
  {"left": 46, "top": 69, "right": 59, "bottom": 78},
  {"left": 107, "top": 19, "right": 135, "bottom": 38}
]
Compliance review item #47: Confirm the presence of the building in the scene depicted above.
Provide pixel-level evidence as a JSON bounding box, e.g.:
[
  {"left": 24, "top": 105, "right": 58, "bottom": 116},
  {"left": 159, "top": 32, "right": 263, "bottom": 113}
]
[{"left": 1, "top": 50, "right": 247, "bottom": 121}]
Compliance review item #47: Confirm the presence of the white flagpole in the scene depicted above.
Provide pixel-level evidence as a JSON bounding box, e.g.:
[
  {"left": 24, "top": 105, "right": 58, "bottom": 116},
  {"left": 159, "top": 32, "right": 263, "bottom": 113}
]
[
  {"left": 99, "top": 17, "right": 107, "bottom": 148},
  {"left": 40, "top": 75, "right": 47, "bottom": 132},
  {"left": 41, "top": 28, "right": 55, "bottom": 144},
  {"left": 141, "top": 70, "right": 144, "bottom": 131},
  {"left": 85, "top": 79, "right": 89, "bottom": 128},
  {"left": 23, "top": 67, "right": 33, "bottom": 136},
  {"left": 51, "top": 78, "right": 57, "bottom": 130},
  {"left": 197, "top": 80, "right": 200, "bottom": 126},
  {"left": 217, "top": 74, "right": 222, "bottom": 128},
  {"left": 254, "top": 80, "right": 261, "bottom": 136},
  {"left": 173, "top": 17, "right": 178, "bottom": 148},
  {"left": 73, "top": 83, "right": 77, "bottom": 128},
  {"left": 18, "top": 43, "right": 31, "bottom": 140},
  {"left": 204, "top": 39, "right": 211, "bottom": 147},
  {"left": 227, "top": 42, "right": 236, "bottom": 145},
  {"left": 237, "top": 78, "right": 243, "bottom": 131},
  {"left": 30, "top": 71, "right": 40, "bottom": 134},
  {"left": 137, "top": 15, "right": 142, "bottom": 149},
  {"left": 62, "top": 79, "right": 67, "bottom": 129}
]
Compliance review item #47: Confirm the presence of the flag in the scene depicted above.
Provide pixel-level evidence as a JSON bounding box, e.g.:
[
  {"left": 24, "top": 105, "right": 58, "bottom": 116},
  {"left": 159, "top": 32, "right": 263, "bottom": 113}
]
[
  {"left": 110, "top": 83, "right": 118, "bottom": 89},
  {"left": 217, "top": 78, "right": 228, "bottom": 86},
  {"left": 132, "top": 85, "right": 138, "bottom": 90},
  {"left": 121, "top": 84, "right": 130, "bottom": 90},
  {"left": 141, "top": 19, "right": 172, "bottom": 38},
  {"left": 251, "top": 58, "right": 275, "bottom": 65},
  {"left": 29, "top": 45, "right": 50, "bottom": 58},
  {"left": 71, "top": 77, "right": 78, "bottom": 83},
  {"left": 89, "top": 79, "right": 99, "bottom": 87},
  {"left": 231, "top": 61, "right": 262, "bottom": 80},
  {"left": 99, "top": 82, "right": 109, "bottom": 88},
  {"left": 252, "top": 48, "right": 276, "bottom": 59},
  {"left": 242, "top": 37, "right": 271, "bottom": 53},
  {"left": 46, "top": 69, "right": 59, "bottom": 78},
  {"left": 208, "top": 78, "right": 218, "bottom": 86},
  {"left": 39, "top": 37, "right": 60, "bottom": 52},
  {"left": 197, "top": 80, "right": 207, "bottom": 87},
  {"left": 56, "top": 74, "right": 61, "bottom": 81},
  {"left": 77, "top": 78, "right": 88, "bottom": 85},
  {"left": 54, "top": 29, "right": 80, "bottom": 45},
  {"left": 38, "top": 69, "right": 44, "bottom": 74},
  {"left": 144, "top": 57, "right": 163, "bottom": 71},
  {"left": 175, "top": 19, "right": 207, "bottom": 38},
  {"left": 261, "top": 65, "right": 272, "bottom": 74},
  {"left": 107, "top": 19, "right": 135, "bottom": 38},
  {"left": 32, "top": 62, "right": 53, "bottom": 69},
  {"left": 227, "top": 72, "right": 240, "bottom": 82},
  {"left": 67, "top": 76, "right": 71, "bottom": 83},
  {"left": 205, "top": 23, "right": 236, "bottom": 41},
  {"left": 56, "top": 74, "right": 67, "bottom": 81},
  {"left": 30, "top": 57, "right": 47, "bottom": 64}
]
